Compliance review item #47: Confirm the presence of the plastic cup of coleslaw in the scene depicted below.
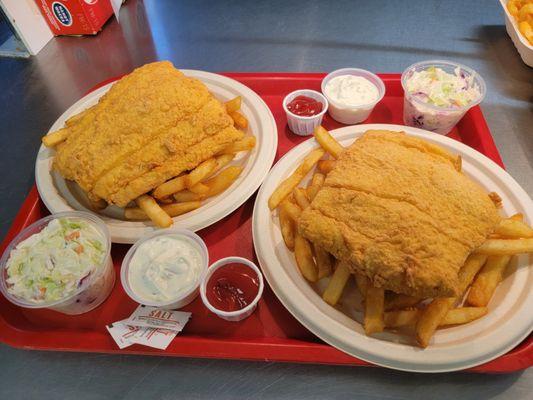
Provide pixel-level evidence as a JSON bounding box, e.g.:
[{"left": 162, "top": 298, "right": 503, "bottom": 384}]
[
  {"left": 401, "top": 60, "right": 486, "bottom": 135},
  {"left": 0, "top": 211, "right": 115, "bottom": 315}
]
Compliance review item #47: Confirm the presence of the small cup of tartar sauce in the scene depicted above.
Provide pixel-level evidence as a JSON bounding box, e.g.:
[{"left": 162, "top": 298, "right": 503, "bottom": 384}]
[
  {"left": 120, "top": 230, "right": 208, "bottom": 309},
  {"left": 321, "top": 68, "right": 385, "bottom": 124}
]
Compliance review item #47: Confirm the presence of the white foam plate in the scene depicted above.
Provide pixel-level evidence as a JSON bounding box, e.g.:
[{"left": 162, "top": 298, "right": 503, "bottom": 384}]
[
  {"left": 252, "top": 124, "right": 533, "bottom": 373},
  {"left": 36, "top": 70, "right": 277, "bottom": 243}
]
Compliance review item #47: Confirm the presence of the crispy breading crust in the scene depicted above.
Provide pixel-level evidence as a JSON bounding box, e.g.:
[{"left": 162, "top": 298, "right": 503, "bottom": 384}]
[
  {"left": 52, "top": 61, "right": 243, "bottom": 207},
  {"left": 298, "top": 130, "right": 500, "bottom": 298}
]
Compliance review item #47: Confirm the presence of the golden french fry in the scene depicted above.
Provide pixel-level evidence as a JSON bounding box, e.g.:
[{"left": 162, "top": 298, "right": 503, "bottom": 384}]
[
  {"left": 229, "top": 110, "right": 248, "bottom": 129},
  {"left": 153, "top": 175, "right": 187, "bottom": 199},
  {"left": 384, "top": 293, "right": 421, "bottom": 311},
  {"left": 322, "top": 260, "right": 351, "bottom": 306},
  {"left": 225, "top": 96, "right": 242, "bottom": 113},
  {"left": 317, "top": 160, "right": 335, "bottom": 174},
  {"left": 440, "top": 307, "right": 488, "bottom": 326},
  {"left": 189, "top": 182, "right": 210, "bottom": 195},
  {"left": 157, "top": 196, "right": 174, "bottom": 204},
  {"left": 416, "top": 297, "right": 455, "bottom": 347},
  {"left": 293, "top": 187, "right": 310, "bottom": 209},
  {"left": 279, "top": 198, "right": 302, "bottom": 222},
  {"left": 42, "top": 128, "right": 69, "bottom": 147},
  {"left": 314, "top": 126, "right": 344, "bottom": 159},
  {"left": 65, "top": 105, "right": 93, "bottom": 127},
  {"left": 219, "top": 136, "right": 256, "bottom": 155},
  {"left": 455, "top": 155, "right": 462, "bottom": 173},
  {"left": 467, "top": 255, "right": 512, "bottom": 307},
  {"left": 268, "top": 148, "right": 325, "bottom": 210},
  {"left": 294, "top": 232, "right": 318, "bottom": 282},
  {"left": 475, "top": 238, "right": 533, "bottom": 255},
  {"left": 88, "top": 198, "right": 107, "bottom": 211},
  {"left": 364, "top": 285, "right": 385, "bottom": 335},
  {"left": 208, "top": 154, "right": 235, "bottom": 178},
  {"left": 354, "top": 274, "right": 369, "bottom": 298},
  {"left": 518, "top": 4, "right": 533, "bottom": 22},
  {"left": 384, "top": 307, "right": 487, "bottom": 328},
  {"left": 134, "top": 195, "right": 173, "bottom": 228},
  {"left": 126, "top": 201, "right": 201, "bottom": 221},
  {"left": 510, "top": 213, "right": 524, "bottom": 221},
  {"left": 311, "top": 171, "right": 326, "bottom": 187},
  {"left": 416, "top": 253, "right": 487, "bottom": 347},
  {"left": 314, "top": 245, "right": 333, "bottom": 279},
  {"left": 494, "top": 219, "right": 533, "bottom": 238},
  {"left": 457, "top": 253, "right": 489, "bottom": 293},
  {"left": 488, "top": 192, "right": 502, "bottom": 208},
  {"left": 306, "top": 171, "right": 326, "bottom": 201},
  {"left": 185, "top": 158, "right": 217, "bottom": 188},
  {"left": 173, "top": 190, "right": 204, "bottom": 202},
  {"left": 519, "top": 21, "right": 533, "bottom": 43},
  {"left": 384, "top": 309, "right": 420, "bottom": 328},
  {"left": 203, "top": 166, "right": 243, "bottom": 197},
  {"left": 279, "top": 206, "right": 295, "bottom": 251}
]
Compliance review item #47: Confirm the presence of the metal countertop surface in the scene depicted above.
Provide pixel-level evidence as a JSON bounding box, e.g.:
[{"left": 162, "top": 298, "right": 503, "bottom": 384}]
[{"left": 0, "top": 1, "right": 531, "bottom": 399}]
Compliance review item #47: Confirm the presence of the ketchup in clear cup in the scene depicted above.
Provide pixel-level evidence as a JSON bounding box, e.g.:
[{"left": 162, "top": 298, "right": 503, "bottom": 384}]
[
  {"left": 287, "top": 95, "right": 323, "bottom": 117},
  {"left": 205, "top": 263, "right": 259, "bottom": 312}
]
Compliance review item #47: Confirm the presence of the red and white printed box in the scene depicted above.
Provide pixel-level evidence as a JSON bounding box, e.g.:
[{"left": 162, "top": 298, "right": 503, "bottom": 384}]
[{"left": 34, "top": 0, "right": 114, "bottom": 36}]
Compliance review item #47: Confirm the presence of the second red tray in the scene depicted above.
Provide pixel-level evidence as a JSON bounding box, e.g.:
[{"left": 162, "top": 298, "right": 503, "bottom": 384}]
[{"left": 0, "top": 73, "right": 531, "bottom": 373}]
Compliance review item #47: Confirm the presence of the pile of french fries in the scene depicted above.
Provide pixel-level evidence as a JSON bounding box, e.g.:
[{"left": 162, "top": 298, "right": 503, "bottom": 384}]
[
  {"left": 45, "top": 96, "right": 255, "bottom": 228},
  {"left": 268, "top": 126, "right": 533, "bottom": 348},
  {"left": 507, "top": 0, "right": 533, "bottom": 45}
]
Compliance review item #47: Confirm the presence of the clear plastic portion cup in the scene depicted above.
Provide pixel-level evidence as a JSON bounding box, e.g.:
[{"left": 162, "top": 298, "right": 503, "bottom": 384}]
[
  {"left": 0, "top": 211, "right": 115, "bottom": 315},
  {"left": 401, "top": 60, "right": 486, "bottom": 135},
  {"left": 321, "top": 68, "right": 385, "bottom": 125},
  {"left": 200, "top": 256, "right": 264, "bottom": 322},
  {"left": 282, "top": 89, "right": 329, "bottom": 136},
  {"left": 120, "top": 229, "right": 209, "bottom": 310}
]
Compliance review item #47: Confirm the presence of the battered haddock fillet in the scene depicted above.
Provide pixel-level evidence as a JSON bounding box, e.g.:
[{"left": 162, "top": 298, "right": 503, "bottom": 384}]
[
  {"left": 298, "top": 130, "right": 500, "bottom": 298},
  {"left": 52, "top": 61, "right": 244, "bottom": 207}
]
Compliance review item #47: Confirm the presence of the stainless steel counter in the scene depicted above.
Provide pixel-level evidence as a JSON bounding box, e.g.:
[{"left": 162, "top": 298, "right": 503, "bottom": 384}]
[{"left": 0, "top": 1, "right": 531, "bottom": 399}]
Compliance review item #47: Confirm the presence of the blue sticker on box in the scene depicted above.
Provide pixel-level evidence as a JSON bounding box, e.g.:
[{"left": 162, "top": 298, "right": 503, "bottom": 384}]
[{"left": 52, "top": 2, "right": 73, "bottom": 27}]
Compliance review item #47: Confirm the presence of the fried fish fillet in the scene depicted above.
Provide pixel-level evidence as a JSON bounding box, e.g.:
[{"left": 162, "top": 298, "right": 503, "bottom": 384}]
[
  {"left": 52, "top": 61, "right": 243, "bottom": 207},
  {"left": 298, "top": 130, "right": 500, "bottom": 298}
]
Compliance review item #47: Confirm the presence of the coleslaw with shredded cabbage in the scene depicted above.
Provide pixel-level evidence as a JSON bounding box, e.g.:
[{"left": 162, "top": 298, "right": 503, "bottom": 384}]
[
  {"left": 405, "top": 66, "right": 481, "bottom": 108},
  {"left": 5, "top": 218, "right": 106, "bottom": 303}
]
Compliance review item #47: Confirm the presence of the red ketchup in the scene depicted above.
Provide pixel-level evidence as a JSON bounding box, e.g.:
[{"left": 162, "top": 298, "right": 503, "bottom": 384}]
[
  {"left": 287, "top": 95, "right": 323, "bottom": 117},
  {"left": 206, "top": 263, "right": 260, "bottom": 312}
]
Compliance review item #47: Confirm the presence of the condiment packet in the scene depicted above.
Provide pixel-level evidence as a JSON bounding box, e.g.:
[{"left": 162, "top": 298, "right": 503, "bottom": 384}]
[
  {"left": 106, "top": 320, "right": 142, "bottom": 349},
  {"left": 125, "top": 305, "right": 192, "bottom": 332},
  {"left": 130, "top": 327, "right": 177, "bottom": 350}
]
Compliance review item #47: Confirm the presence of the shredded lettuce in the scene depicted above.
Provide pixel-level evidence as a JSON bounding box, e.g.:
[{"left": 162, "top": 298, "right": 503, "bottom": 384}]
[
  {"left": 405, "top": 66, "right": 480, "bottom": 108},
  {"left": 5, "top": 218, "right": 105, "bottom": 303}
]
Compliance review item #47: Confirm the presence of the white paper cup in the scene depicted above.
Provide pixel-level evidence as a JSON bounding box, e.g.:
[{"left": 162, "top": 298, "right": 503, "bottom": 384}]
[
  {"left": 321, "top": 68, "right": 385, "bottom": 125},
  {"left": 282, "top": 89, "right": 328, "bottom": 136},
  {"left": 200, "top": 256, "right": 264, "bottom": 322},
  {"left": 121, "top": 229, "right": 209, "bottom": 310}
]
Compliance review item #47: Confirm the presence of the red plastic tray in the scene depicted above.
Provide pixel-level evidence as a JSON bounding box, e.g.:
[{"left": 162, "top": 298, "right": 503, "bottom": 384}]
[{"left": 1, "top": 73, "right": 531, "bottom": 373}]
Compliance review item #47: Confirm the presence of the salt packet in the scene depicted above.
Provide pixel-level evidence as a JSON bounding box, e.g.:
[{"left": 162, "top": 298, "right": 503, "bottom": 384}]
[
  {"left": 106, "top": 320, "right": 142, "bottom": 349},
  {"left": 131, "top": 327, "right": 178, "bottom": 350},
  {"left": 125, "top": 305, "right": 192, "bottom": 332}
]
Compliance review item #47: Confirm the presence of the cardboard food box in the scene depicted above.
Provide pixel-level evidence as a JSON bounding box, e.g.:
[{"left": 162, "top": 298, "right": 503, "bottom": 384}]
[{"left": 34, "top": 0, "right": 114, "bottom": 36}]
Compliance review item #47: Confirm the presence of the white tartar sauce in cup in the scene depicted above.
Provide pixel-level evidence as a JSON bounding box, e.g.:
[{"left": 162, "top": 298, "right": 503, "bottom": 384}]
[
  {"left": 128, "top": 234, "right": 203, "bottom": 303},
  {"left": 324, "top": 75, "right": 379, "bottom": 107}
]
